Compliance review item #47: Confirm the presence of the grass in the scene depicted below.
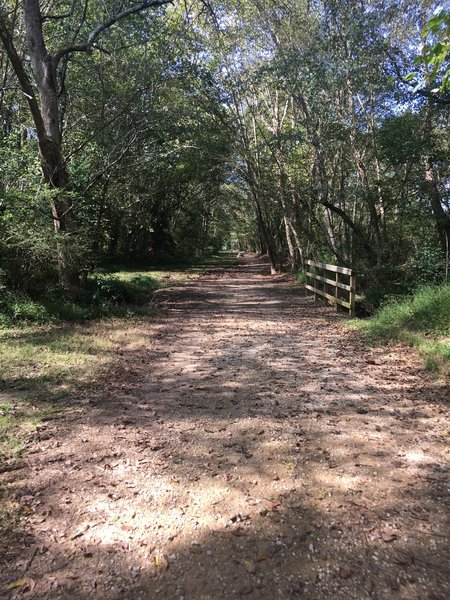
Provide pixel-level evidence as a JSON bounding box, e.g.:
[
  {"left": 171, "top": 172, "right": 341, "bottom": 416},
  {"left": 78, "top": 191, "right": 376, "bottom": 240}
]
[
  {"left": 0, "top": 324, "right": 116, "bottom": 397},
  {"left": 0, "top": 400, "right": 60, "bottom": 459},
  {"left": 0, "top": 273, "right": 163, "bottom": 326},
  {"left": 0, "top": 317, "right": 153, "bottom": 557},
  {"left": 0, "top": 253, "right": 237, "bottom": 458},
  {"left": 0, "top": 252, "right": 237, "bottom": 327},
  {"left": 352, "top": 284, "right": 450, "bottom": 378},
  {"left": 0, "top": 396, "right": 60, "bottom": 558},
  {"left": 0, "top": 253, "right": 239, "bottom": 557},
  {"left": 0, "top": 321, "right": 126, "bottom": 466},
  {"left": 293, "top": 269, "right": 307, "bottom": 285}
]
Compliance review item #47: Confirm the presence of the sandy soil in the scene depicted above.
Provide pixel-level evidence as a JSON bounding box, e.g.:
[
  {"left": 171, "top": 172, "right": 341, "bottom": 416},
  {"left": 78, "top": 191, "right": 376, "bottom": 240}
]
[{"left": 1, "top": 256, "right": 449, "bottom": 600}]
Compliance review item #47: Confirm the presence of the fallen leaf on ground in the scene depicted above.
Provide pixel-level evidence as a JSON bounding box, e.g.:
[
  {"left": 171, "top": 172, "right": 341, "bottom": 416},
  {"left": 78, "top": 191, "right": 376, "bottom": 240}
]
[{"left": 5, "top": 577, "right": 35, "bottom": 592}]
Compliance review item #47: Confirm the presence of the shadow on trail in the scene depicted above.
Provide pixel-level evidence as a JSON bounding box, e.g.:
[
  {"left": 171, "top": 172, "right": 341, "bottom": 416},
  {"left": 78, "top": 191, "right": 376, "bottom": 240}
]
[{"left": 2, "top": 257, "right": 449, "bottom": 599}]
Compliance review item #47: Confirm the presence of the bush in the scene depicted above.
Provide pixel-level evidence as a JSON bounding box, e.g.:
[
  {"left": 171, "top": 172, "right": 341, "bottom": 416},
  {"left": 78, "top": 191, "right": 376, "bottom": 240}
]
[
  {"left": 0, "top": 190, "right": 89, "bottom": 294},
  {"left": 0, "top": 270, "right": 163, "bottom": 327},
  {"left": 294, "top": 270, "right": 307, "bottom": 284},
  {"left": 405, "top": 239, "right": 446, "bottom": 289},
  {"left": 358, "top": 264, "right": 410, "bottom": 313},
  {"left": 89, "top": 276, "right": 136, "bottom": 304}
]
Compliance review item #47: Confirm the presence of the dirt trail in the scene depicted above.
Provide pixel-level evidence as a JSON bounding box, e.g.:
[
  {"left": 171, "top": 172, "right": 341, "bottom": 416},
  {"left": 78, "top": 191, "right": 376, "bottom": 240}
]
[{"left": 2, "top": 256, "right": 449, "bottom": 600}]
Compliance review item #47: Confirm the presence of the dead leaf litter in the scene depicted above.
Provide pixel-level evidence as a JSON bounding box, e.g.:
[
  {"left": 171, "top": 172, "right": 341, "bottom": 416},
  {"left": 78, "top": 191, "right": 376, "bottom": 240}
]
[{"left": 1, "top": 256, "right": 449, "bottom": 599}]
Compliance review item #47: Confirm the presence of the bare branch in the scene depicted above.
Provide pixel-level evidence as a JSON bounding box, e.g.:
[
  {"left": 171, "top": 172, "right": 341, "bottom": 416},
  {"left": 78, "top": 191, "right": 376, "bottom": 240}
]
[
  {"left": 42, "top": 0, "right": 77, "bottom": 22},
  {"left": 0, "top": 16, "right": 47, "bottom": 142},
  {"left": 42, "top": 12, "right": 72, "bottom": 21},
  {"left": 53, "top": 0, "right": 173, "bottom": 66}
]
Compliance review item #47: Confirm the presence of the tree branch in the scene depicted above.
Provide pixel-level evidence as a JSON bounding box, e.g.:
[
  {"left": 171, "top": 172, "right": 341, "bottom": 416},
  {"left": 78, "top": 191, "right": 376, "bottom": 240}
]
[
  {"left": 321, "top": 200, "right": 375, "bottom": 260},
  {"left": 53, "top": 0, "right": 173, "bottom": 66},
  {"left": 42, "top": 12, "right": 72, "bottom": 22},
  {"left": 0, "top": 16, "right": 47, "bottom": 143},
  {"left": 387, "top": 50, "right": 450, "bottom": 106}
]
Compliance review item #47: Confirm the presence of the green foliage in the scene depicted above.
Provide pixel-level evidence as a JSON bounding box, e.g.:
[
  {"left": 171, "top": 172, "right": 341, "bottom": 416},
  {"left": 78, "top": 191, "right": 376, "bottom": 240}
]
[
  {"left": 0, "top": 327, "right": 113, "bottom": 399},
  {"left": 0, "top": 262, "right": 217, "bottom": 327},
  {"left": 90, "top": 276, "right": 141, "bottom": 304},
  {"left": 0, "top": 0, "right": 449, "bottom": 324},
  {"left": 364, "top": 284, "right": 450, "bottom": 337},
  {"left": 0, "top": 191, "right": 58, "bottom": 291},
  {"left": 88, "top": 272, "right": 164, "bottom": 307},
  {"left": 378, "top": 113, "right": 424, "bottom": 165},
  {"left": 294, "top": 270, "right": 307, "bottom": 284},
  {"left": 0, "top": 187, "right": 92, "bottom": 298},
  {"left": 355, "top": 284, "right": 450, "bottom": 378},
  {"left": 357, "top": 264, "right": 408, "bottom": 314},
  {"left": 420, "top": 9, "right": 450, "bottom": 93},
  {"left": 0, "top": 272, "right": 161, "bottom": 326},
  {"left": 356, "top": 233, "right": 446, "bottom": 313},
  {"left": 405, "top": 239, "right": 446, "bottom": 289},
  {"left": 0, "top": 291, "right": 50, "bottom": 326}
]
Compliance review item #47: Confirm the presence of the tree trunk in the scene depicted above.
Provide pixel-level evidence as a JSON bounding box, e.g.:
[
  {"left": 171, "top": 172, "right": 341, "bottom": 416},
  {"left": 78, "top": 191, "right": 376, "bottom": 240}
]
[
  {"left": 423, "top": 155, "right": 450, "bottom": 253},
  {"left": 422, "top": 105, "right": 450, "bottom": 254},
  {"left": 253, "top": 192, "right": 279, "bottom": 274},
  {"left": 22, "top": 1, "right": 78, "bottom": 290}
]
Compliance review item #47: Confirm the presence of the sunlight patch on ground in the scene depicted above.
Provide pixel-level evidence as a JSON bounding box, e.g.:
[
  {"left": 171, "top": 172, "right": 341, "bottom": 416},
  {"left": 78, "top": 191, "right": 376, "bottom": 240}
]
[{"left": 404, "top": 450, "right": 430, "bottom": 463}]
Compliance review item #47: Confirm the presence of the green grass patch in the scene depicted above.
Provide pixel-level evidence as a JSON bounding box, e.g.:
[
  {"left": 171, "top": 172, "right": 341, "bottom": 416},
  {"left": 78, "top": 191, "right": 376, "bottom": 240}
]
[
  {"left": 293, "top": 269, "right": 307, "bottom": 284},
  {"left": 0, "top": 316, "right": 155, "bottom": 467},
  {"left": 352, "top": 284, "right": 450, "bottom": 378},
  {"left": 0, "top": 317, "right": 145, "bottom": 550},
  {"left": 0, "top": 253, "right": 237, "bottom": 327},
  {"left": 0, "top": 255, "right": 236, "bottom": 458},
  {"left": 0, "top": 273, "right": 163, "bottom": 326},
  {"left": 0, "top": 254, "right": 237, "bottom": 555},
  {"left": 0, "top": 400, "right": 59, "bottom": 460},
  {"left": 0, "top": 324, "right": 116, "bottom": 398}
]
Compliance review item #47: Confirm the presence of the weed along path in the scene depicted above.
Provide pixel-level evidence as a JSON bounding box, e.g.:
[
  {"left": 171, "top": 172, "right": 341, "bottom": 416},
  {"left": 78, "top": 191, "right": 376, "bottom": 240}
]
[{"left": 2, "top": 256, "right": 449, "bottom": 600}]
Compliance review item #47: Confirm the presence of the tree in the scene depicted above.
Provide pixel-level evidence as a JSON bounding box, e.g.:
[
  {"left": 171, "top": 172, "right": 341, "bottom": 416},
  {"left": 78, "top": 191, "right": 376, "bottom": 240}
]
[{"left": 0, "top": 0, "right": 171, "bottom": 290}]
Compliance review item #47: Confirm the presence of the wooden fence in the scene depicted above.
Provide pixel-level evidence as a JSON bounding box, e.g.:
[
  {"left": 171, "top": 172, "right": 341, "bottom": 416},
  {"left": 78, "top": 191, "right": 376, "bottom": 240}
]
[{"left": 305, "top": 259, "right": 356, "bottom": 317}]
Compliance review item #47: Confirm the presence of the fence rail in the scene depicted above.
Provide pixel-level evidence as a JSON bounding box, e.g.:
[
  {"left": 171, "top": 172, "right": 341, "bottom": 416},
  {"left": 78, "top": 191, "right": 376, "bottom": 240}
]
[{"left": 305, "top": 259, "right": 356, "bottom": 317}]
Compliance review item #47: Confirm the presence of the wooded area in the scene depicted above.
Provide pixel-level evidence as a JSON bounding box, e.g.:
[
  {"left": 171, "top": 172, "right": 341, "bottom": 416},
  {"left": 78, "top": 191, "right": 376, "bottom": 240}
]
[
  {"left": 0, "top": 0, "right": 449, "bottom": 314},
  {"left": 1, "top": 3, "right": 449, "bottom": 597}
]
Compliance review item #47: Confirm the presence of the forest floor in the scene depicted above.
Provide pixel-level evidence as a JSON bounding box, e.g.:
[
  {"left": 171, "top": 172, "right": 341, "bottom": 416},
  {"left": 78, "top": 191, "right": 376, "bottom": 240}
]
[{"left": 1, "top": 255, "right": 449, "bottom": 600}]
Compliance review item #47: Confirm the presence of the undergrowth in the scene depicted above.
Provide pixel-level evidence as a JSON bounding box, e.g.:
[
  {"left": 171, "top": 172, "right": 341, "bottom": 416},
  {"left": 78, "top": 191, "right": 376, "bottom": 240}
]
[
  {"left": 0, "top": 272, "right": 163, "bottom": 326},
  {"left": 0, "top": 253, "right": 236, "bottom": 327},
  {"left": 0, "top": 255, "right": 236, "bottom": 463},
  {"left": 353, "top": 284, "right": 450, "bottom": 378}
]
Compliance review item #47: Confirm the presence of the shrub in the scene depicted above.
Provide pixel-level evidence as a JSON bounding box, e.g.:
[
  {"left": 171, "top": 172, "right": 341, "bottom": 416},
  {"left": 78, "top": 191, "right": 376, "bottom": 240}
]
[{"left": 405, "top": 239, "right": 446, "bottom": 289}]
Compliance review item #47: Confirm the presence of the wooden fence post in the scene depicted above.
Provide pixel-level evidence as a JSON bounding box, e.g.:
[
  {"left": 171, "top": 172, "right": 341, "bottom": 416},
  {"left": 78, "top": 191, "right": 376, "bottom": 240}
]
[
  {"left": 305, "top": 259, "right": 356, "bottom": 317},
  {"left": 349, "top": 272, "right": 356, "bottom": 317},
  {"left": 335, "top": 271, "right": 340, "bottom": 312},
  {"left": 313, "top": 266, "right": 318, "bottom": 301}
]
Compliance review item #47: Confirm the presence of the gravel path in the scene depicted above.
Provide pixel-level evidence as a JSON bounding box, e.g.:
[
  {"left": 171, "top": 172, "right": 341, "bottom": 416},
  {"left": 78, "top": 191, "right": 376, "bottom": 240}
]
[{"left": 2, "top": 256, "right": 449, "bottom": 599}]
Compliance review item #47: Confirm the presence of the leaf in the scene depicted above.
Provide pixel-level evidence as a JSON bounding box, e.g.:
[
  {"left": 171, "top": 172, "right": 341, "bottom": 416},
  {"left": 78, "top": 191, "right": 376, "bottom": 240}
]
[
  {"left": 381, "top": 527, "right": 398, "bottom": 543},
  {"left": 24, "top": 577, "right": 36, "bottom": 594},
  {"left": 6, "top": 578, "right": 28, "bottom": 590},
  {"left": 71, "top": 523, "right": 90, "bottom": 539},
  {"left": 317, "top": 490, "right": 329, "bottom": 500},
  {"left": 256, "top": 554, "right": 269, "bottom": 562},
  {"left": 150, "top": 551, "right": 169, "bottom": 571},
  {"left": 5, "top": 577, "right": 35, "bottom": 592},
  {"left": 243, "top": 559, "right": 256, "bottom": 574}
]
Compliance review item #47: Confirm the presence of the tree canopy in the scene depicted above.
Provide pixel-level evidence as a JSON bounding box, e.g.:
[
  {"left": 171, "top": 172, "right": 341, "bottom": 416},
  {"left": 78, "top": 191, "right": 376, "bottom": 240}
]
[{"left": 0, "top": 0, "right": 448, "bottom": 308}]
